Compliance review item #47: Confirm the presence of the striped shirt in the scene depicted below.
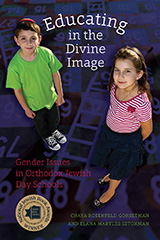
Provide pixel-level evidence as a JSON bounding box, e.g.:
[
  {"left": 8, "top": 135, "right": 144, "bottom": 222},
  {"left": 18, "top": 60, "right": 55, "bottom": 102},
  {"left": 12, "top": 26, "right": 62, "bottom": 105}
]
[{"left": 106, "top": 84, "right": 152, "bottom": 133}]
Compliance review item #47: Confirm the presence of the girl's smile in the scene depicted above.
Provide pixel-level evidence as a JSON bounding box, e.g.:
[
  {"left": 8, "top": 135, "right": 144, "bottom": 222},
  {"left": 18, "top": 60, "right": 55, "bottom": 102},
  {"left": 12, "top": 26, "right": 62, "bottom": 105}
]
[{"left": 113, "top": 58, "right": 143, "bottom": 92}]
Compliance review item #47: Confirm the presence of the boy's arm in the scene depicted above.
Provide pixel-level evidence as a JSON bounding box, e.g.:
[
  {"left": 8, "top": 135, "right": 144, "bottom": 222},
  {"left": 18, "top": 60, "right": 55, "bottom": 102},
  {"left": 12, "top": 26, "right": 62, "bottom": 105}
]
[
  {"left": 52, "top": 71, "right": 65, "bottom": 106},
  {"left": 14, "top": 88, "right": 36, "bottom": 119},
  {"left": 140, "top": 118, "right": 153, "bottom": 141}
]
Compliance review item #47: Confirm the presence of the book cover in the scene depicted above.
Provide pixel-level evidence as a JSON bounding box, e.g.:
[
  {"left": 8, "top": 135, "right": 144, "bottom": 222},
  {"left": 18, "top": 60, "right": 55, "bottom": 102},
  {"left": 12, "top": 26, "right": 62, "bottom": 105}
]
[{"left": 0, "top": 0, "right": 160, "bottom": 239}]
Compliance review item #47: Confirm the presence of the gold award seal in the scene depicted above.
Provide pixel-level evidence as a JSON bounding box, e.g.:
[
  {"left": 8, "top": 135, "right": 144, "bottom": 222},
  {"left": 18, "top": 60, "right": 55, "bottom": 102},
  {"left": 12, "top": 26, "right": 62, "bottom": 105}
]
[{"left": 15, "top": 194, "right": 52, "bottom": 231}]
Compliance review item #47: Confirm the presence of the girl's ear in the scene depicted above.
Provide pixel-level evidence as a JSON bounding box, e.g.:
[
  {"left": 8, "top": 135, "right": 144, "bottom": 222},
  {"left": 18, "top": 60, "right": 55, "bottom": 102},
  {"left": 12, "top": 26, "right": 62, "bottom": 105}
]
[
  {"left": 136, "top": 70, "right": 144, "bottom": 80},
  {"left": 14, "top": 36, "right": 20, "bottom": 46}
]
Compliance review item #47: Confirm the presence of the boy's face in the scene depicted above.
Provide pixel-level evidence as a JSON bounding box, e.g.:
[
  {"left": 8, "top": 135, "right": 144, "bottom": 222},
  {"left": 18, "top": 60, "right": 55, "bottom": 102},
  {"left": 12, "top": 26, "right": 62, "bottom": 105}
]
[{"left": 14, "top": 30, "right": 42, "bottom": 56}]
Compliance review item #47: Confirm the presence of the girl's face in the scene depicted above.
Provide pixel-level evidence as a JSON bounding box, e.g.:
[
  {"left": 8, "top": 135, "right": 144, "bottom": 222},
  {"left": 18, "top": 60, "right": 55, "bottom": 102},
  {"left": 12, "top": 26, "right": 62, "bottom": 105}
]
[
  {"left": 14, "top": 30, "right": 41, "bottom": 57},
  {"left": 113, "top": 58, "right": 143, "bottom": 91}
]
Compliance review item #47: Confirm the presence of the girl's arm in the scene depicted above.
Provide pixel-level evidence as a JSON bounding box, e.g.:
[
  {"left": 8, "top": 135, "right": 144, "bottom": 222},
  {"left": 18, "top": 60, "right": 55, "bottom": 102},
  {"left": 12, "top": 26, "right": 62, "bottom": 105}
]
[
  {"left": 14, "top": 88, "right": 36, "bottom": 119},
  {"left": 52, "top": 71, "right": 65, "bottom": 106},
  {"left": 140, "top": 118, "right": 153, "bottom": 141}
]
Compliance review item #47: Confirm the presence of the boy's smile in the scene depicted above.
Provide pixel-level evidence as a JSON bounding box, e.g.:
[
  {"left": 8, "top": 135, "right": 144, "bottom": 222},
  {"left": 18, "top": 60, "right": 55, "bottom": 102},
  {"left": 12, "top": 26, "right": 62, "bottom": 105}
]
[{"left": 14, "top": 30, "right": 42, "bottom": 60}]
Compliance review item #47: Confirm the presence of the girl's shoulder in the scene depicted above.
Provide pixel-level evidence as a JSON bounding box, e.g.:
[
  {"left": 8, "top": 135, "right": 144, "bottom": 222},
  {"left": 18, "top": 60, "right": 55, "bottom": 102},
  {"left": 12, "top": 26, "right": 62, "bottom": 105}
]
[
  {"left": 135, "top": 92, "right": 152, "bottom": 117},
  {"left": 110, "top": 83, "right": 116, "bottom": 93},
  {"left": 135, "top": 91, "right": 150, "bottom": 105},
  {"left": 133, "top": 92, "right": 151, "bottom": 114},
  {"left": 139, "top": 91, "right": 150, "bottom": 102},
  {"left": 110, "top": 84, "right": 150, "bottom": 106}
]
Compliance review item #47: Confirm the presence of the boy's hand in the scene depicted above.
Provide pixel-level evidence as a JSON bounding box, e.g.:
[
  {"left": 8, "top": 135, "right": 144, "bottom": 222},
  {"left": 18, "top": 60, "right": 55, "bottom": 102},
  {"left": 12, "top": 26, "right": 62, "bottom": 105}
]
[
  {"left": 56, "top": 96, "right": 65, "bottom": 106},
  {"left": 14, "top": 88, "right": 36, "bottom": 119},
  {"left": 25, "top": 108, "right": 36, "bottom": 119}
]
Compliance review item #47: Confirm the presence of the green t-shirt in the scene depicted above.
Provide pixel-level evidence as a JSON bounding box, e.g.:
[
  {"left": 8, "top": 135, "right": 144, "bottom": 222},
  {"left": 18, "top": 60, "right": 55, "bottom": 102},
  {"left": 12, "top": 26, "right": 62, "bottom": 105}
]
[{"left": 6, "top": 46, "right": 63, "bottom": 111}]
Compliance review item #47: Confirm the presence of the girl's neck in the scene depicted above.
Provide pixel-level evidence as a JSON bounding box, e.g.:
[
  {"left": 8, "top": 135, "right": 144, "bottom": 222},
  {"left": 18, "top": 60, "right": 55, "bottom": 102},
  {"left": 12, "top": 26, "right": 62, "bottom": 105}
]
[{"left": 116, "top": 83, "right": 139, "bottom": 101}]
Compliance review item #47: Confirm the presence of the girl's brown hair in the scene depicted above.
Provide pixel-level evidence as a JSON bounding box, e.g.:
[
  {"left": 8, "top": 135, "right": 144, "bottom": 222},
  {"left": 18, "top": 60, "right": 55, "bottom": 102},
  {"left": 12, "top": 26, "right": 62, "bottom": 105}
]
[{"left": 108, "top": 46, "right": 152, "bottom": 102}]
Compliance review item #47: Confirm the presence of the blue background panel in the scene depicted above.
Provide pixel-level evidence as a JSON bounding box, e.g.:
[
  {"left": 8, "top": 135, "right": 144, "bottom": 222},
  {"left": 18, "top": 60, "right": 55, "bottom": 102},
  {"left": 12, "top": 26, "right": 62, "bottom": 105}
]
[{"left": 0, "top": 0, "right": 160, "bottom": 240}]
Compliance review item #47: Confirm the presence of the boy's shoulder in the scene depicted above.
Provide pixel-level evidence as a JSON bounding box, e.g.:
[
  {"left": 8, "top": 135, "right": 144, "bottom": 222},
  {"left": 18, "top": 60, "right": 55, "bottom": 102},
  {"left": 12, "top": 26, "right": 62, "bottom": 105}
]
[
  {"left": 38, "top": 46, "right": 54, "bottom": 55},
  {"left": 8, "top": 49, "right": 20, "bottom": 69},
  {"left": 37, "top": 46, "right": 56, "bottom": 61}
]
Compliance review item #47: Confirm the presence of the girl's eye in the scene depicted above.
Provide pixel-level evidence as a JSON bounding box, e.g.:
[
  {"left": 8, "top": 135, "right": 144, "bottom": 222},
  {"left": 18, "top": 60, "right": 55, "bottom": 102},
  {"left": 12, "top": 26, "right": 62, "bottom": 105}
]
[{"left": 114, "top": 69, "right": 119, "bottom": 72}]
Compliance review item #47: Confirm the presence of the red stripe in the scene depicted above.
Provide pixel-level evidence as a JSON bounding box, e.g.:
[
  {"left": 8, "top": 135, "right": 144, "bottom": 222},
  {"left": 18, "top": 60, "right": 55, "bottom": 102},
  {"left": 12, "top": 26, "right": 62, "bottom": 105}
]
[{"left": 106, "top": 84, "right": 152, "bottom": 133}]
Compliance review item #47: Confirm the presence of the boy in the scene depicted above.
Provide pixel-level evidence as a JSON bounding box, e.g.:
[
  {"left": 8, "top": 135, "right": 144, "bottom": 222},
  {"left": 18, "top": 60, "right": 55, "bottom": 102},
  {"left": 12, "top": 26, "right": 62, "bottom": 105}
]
[{"left": 6, "top": 18, "right": 67, "bottom": 151}]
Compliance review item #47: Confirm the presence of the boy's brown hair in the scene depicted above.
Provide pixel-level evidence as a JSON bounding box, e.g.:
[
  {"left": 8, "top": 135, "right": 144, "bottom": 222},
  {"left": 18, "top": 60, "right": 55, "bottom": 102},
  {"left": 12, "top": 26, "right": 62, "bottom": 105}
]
[{"left": 15, "top": 19, "right": 41, "bottom": 38}]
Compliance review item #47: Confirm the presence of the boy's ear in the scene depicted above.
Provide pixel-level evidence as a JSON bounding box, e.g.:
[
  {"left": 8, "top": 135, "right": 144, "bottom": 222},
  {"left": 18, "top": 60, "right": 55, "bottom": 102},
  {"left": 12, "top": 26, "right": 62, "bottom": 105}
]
[
  {"left": 38, "top": 35, "right": 42, "bottom": 44},
  {"left": 14, "top": 36, "right": 20, "bottom": 46}
]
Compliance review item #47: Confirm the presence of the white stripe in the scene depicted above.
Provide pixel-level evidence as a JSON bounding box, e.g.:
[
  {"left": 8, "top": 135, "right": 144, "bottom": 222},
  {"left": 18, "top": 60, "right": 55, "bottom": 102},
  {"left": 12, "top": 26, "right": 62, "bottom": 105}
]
[{"left": 106, "top": 85, "right": 151, "bottom": 133}]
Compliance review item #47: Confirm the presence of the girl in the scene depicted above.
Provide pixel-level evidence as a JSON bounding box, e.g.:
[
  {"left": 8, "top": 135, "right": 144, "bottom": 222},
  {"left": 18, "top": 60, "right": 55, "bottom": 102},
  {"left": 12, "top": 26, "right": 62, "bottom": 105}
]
[{"left": 91, "top": 46, "right": 152, "bottom": 208}]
